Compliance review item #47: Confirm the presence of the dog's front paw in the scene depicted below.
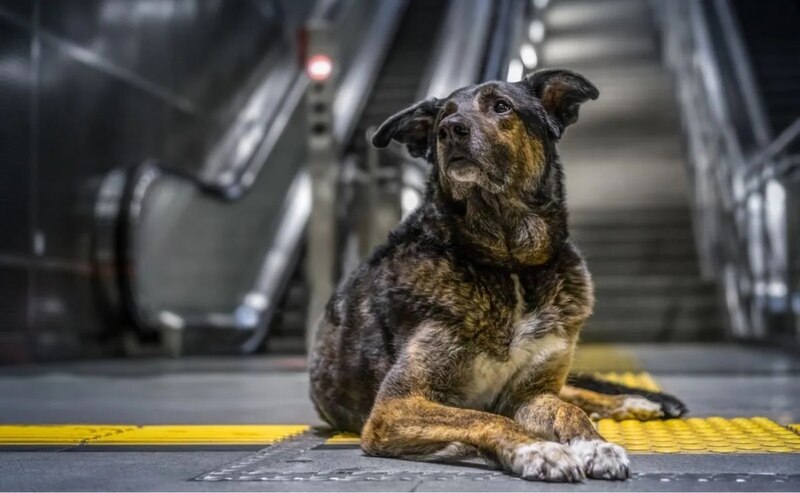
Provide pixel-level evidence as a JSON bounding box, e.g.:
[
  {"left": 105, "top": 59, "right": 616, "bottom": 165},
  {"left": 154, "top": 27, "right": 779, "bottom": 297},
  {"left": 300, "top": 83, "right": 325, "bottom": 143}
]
[
  {"left": 507, "top": 442, "right": 585, "bottom": 482},
  {"left": 569, "top": 438, "right": 630, "bottom": 480}
]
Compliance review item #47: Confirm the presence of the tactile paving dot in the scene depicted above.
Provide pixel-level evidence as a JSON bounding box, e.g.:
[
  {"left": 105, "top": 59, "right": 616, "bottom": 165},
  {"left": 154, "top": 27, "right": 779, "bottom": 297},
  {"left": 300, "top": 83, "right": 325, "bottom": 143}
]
[{"left": 598, "top": 417, "right": 800, "bottom": 453}]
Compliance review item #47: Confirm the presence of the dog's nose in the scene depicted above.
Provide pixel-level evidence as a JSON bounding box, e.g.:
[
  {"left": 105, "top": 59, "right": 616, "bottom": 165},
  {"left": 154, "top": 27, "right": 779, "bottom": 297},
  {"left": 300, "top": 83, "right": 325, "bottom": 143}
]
[{"left": 438, "top": 118, "right": 470, "bottom": 142}]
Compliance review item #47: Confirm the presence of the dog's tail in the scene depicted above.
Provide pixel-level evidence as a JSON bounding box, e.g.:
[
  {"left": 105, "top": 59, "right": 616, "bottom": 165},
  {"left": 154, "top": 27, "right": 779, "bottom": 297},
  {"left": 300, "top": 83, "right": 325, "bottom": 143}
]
[{"left": 567, "top": 373, "right": 688, "bottom": 418}]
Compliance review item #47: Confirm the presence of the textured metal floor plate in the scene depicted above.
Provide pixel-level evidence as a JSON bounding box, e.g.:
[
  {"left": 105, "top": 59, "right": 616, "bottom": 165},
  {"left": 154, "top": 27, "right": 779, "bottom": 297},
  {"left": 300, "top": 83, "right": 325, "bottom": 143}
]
[
  {"left": 324, "top": 417, "right": 800, "bottom": 454},
  {"left": 196, "top": 469, "right": 800, "bottom": 487}
]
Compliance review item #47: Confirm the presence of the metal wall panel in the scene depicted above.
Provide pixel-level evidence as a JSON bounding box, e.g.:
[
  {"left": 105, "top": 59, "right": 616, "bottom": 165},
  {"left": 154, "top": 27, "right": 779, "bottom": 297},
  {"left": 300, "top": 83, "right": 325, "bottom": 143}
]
[
  {"left": 35, "top": 38, "right": 170, "bottom": 261},
  {"left": 0, "top": 0, "right": 30, "bottom": 17},
  {"left": 38, "top": 0, "right": 285, "bottom": 119},
  {"left": 0, "top": 0, "right": 306, "bottom": 361},
  {"left": 0, "top": 266, "right": 30, "bottom": 364},
  {"left": 0, "top": 17, "right": 32, "bottom": 256}
]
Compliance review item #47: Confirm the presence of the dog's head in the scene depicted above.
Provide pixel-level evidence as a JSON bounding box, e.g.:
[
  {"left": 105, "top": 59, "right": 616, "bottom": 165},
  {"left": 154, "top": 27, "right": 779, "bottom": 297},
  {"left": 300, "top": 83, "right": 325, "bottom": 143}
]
[{"left": 371, "top": 69, "right": 598, "bottom": 201}]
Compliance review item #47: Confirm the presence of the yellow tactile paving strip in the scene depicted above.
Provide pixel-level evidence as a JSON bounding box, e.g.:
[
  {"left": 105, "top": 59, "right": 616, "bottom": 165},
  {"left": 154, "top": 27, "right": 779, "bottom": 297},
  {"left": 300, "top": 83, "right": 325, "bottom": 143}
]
[
  {"left": 0, "top": 425, "right": 136, "bottom": 445},
  {"left": 0, "top": 425, "right": 309, "bottom": 446},
  {"left": 592, "top": 371, "right": 661, "bottom": 392},
  {"left": 325, "top": 432, "right": 361, "bottom": 446},
  {"left": 89, "top": 425, "right": 309, "bottom": 445},
  {"left": 325, "top": 418, "right": 800, "bottom": 453},
  {"left": 790, "top": 424, "right": 800, "bottom": 434}
]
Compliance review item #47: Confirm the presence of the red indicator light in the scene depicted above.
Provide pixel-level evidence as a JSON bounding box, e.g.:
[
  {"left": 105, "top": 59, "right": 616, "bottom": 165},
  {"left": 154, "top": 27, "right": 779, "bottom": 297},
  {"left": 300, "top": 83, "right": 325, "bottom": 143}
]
[{"left": 306, "top": 54, "right": 333, "bottom": 81}]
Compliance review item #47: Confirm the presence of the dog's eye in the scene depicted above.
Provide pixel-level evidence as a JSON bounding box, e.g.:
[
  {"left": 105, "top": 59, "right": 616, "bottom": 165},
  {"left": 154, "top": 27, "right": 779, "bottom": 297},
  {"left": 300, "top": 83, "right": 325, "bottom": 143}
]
[{"left": 493, "top": 100, "right": 512, "bottom": 114}]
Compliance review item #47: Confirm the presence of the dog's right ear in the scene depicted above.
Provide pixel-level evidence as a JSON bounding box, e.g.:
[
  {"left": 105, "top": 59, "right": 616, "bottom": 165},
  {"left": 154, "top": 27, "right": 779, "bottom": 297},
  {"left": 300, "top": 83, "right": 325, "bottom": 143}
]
[{"left": 371, "top": 97, "right": 442, "bottom": 158}]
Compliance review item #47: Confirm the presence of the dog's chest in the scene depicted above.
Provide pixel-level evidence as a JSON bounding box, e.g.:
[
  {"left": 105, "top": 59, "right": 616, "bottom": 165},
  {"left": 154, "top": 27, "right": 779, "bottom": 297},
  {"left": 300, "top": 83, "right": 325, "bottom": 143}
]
[{"left": 461, "top": 274, "right": 568, "bottom": 409}]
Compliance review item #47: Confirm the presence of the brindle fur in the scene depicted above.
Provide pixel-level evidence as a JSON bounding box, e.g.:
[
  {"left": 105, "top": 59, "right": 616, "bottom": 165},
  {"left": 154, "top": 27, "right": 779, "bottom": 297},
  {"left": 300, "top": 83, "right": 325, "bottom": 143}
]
[{"left": 309, "top": 69, "right": 680, "bottom": 482}]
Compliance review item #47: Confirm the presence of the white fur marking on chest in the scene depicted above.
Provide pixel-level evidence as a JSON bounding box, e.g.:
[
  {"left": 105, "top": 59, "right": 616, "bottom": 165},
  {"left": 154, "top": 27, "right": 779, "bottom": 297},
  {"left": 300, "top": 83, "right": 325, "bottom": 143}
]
[{"left": 465, "top": 330, "right": 568, "bottom": 409}]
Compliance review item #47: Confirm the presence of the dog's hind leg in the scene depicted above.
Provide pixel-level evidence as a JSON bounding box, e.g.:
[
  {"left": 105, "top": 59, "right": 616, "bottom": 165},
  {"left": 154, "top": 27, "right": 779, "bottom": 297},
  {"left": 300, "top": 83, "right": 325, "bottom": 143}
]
[
  {"left": 361, "top": 395, "right": 585, "bottom": 482},
  {"left": 559, "top": 385, "right": 662, "bottom": 420},
  {"left": 563, "top": 373, "right": 688, "bottom": 419}
]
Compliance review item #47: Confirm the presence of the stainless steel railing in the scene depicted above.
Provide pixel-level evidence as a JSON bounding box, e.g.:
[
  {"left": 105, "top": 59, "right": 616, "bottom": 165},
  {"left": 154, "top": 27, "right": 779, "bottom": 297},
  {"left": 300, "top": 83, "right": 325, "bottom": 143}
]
[{"left": 656, "top": 0, "right": 800, "bottom": 342}]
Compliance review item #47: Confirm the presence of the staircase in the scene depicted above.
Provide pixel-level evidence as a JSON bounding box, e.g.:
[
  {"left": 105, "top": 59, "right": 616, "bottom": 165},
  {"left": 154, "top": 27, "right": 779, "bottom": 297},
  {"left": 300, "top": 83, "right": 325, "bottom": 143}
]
[{"left": 542, "top": 0, "right": 725, "bottom": 341}]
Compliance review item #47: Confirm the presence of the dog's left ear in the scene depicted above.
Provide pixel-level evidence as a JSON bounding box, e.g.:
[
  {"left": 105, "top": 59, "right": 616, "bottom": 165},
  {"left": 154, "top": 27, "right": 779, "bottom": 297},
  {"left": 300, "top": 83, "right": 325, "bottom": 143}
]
[
  {"left": 524, "top": 69, "right": 599, "bottom": 138},
  {"left": 371, "top": 97, "right": 442, "bottom": 158}
]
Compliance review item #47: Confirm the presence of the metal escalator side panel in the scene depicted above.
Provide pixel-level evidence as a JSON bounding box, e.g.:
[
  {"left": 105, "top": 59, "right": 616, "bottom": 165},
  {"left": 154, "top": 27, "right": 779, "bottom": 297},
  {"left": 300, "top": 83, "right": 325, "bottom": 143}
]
[{"left": 133, "top": 92, "right": 308, "bottom": 330}]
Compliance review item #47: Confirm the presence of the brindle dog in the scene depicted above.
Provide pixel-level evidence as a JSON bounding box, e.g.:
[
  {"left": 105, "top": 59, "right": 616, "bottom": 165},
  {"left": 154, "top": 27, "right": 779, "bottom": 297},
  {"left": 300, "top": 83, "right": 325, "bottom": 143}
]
[{"left": 309, "top": 69, "right": 686, "bottom": 482}]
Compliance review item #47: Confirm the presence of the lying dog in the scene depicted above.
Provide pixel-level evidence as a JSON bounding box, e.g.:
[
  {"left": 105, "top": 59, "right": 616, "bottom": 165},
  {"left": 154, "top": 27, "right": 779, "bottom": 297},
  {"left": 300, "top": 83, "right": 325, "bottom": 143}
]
[{"left": 309, "top": 69, "right": 685, "bottom": 482}]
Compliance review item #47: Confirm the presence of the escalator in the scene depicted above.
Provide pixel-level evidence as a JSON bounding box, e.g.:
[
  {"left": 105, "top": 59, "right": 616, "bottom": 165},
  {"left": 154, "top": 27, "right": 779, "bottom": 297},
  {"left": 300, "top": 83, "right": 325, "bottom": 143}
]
[
  {"left": 346, "top": 1, "right": 449, "bottom": 158},
  {"left": 104, "top": 0, "right": 509, "bottom": 356},
  {"left": 96, "top": 0, "right": 355, "bottom": 356}
]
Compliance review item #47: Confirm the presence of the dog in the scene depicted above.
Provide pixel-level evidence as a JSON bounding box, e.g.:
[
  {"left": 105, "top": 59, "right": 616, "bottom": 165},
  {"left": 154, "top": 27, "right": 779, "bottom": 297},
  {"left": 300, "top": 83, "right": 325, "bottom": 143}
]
[{"left": 309, "top": 69, "right": 686, "bottom": 482}]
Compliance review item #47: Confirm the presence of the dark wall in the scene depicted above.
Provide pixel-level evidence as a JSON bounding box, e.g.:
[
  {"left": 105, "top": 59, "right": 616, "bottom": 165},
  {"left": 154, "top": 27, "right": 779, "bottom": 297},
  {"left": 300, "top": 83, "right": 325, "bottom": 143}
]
[{"left": 0, "top": 0, "right": 303, "bottom": 362}]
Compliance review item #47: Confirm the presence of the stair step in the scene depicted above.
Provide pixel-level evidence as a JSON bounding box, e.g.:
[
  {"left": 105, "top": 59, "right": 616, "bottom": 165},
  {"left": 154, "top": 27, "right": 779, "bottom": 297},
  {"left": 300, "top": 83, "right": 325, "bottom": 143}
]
[
  {"left": 581, "top": 322, "right": 725, "bottom": 342},
  {"left": 570, "top": 208, "right": 693, "bottom": 225},
  {"left": 580, "top": 242, "right": 699, "bottom": 258},
  {"left": 588, "top": 259, "right": 700, "bottom": 275},
  {"left": 592, "top": 275, "right": 712, "bottom": 289},
  {"left": 594, "top": 293, "right": 718, "bottom": 309},
  {"left": 572, "top": 229, "right": 695, "bottom": 244}
]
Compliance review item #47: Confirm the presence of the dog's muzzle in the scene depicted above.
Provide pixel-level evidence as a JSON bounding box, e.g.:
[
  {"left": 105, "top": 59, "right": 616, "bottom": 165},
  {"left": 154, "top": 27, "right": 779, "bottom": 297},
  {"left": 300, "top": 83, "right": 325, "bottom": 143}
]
[{"left": 447, "top": 158, "right": 481, "bottom": 183}]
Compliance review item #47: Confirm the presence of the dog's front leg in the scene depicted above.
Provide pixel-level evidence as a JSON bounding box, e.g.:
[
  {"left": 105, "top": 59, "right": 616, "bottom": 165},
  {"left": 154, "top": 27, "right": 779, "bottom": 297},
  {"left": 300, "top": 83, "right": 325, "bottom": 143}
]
[
  {"left": 513, "top": 393, "right": 630, "bottom": 480},
  {"left": 361, "top": 394, "right": 585, "bottom": 482}
]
